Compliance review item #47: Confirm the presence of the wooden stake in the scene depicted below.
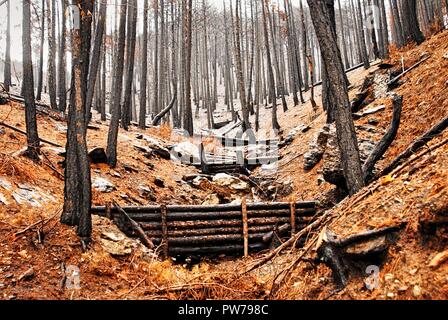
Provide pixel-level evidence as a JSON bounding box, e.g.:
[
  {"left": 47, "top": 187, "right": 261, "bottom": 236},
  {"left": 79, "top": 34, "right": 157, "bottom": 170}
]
[
  {"left": 242, "top": 197, "right": 249, "bottom": 257},
  {"left": 161, "top": 205, "right": 169, "bottom": 258},
  {"left": 290, "top": 202, "right": 296, "bottom": 235}
]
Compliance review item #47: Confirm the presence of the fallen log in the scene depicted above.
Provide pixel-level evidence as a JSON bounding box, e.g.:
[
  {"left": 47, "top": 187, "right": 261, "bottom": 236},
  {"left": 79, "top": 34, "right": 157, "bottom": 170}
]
[
  {"left": 144, "top": 224, "right": 292, "bottom": 238},
  {"left": 91, "top": 201, "right": 316, "bottom": 214},
  {"left": 363, "top": 94, "right": 402, "bottom": 182},
  {"left": 379, "top": 116, "right": 448, "bottom": 177},
  {"left": 113, "top": 201, "right": 154, "bottom": 249},
  {"left": 0, "top": 121, "right": 62, "bottom": 147},
  {"left": 168, "top": 243, "right": 267, "bottom": 255},
  {"left": 148, "top": 232, "right": 270, "bottom": 246},
  {"left": 122, "top": 209, "right": 316, "bottom": 222},
  {"left": 139, "top": 217, "right": 313, "bottom": 230},
  {"left": 387, "top": 55, "right": 430, "bottom": 87}
]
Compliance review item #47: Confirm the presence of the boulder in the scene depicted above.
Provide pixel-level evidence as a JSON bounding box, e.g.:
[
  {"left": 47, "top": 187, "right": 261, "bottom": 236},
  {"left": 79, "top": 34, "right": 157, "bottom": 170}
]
[
  {"left": 0, "top": 96, "right": 8, "bottom": 105},
  {"left": 137, "top": 134, "right": 171, "bottom": 159},
  {"left": 202, "top": 194, "right": 221, "bottom": 205},
  {"left": 303, "top": 125, "right": 331, "bottom": 170},
  {"left": 92, "top": 177, "right": 116, "bottom": 193},
  {"left": 154, "top": 177, "right": 165, "bottom": 188},
  {"left": 171, "top": 141, "right": 200, "bottom": 164},
  {"left": 212, "top": 173, "right": 249, "bottom": 192},
  {"left": 88, "top": 147, "right": 108, "bottom": 164}
]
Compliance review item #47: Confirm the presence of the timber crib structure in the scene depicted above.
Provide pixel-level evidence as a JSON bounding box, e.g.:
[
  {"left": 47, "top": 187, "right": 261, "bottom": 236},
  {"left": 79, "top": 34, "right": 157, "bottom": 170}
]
[{"left": 91, "top": 201, "right": 318, "bottom": 258}]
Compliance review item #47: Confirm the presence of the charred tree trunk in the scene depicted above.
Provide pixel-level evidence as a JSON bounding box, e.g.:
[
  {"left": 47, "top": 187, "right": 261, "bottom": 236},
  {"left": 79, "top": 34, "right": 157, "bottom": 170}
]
[
  {"left": 106, "top": 0, "right": 127, "bottom": 167},
  {"left": 36, "top": 0, "right": 45, "bottom": 101},
  {"left": 307, "top": 0, "right": 365, "bottom": 195},
  {"left": 58, "top": 0, "right": 67, "bottom": 112},
  {"left": 3, "top": 0, "right": 11, "bottom": 92},
  {"left": 22, "top": 0, "right": 41, "bottom": 160},
  {"left": 121, "top": 0, "right": 138, "bottom": 130},
  {"left": 139, "top": 0, "right": 149, "bottom": 129},
  {"left": 85, "top": 0, "right": 107, "bottom": 119},
  {"left": 61, "top": 0, "right": 93, "bottom": 242}
]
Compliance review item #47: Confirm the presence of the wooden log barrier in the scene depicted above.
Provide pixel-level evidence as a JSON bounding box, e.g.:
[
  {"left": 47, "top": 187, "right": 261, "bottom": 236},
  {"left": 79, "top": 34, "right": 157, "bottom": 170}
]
[{"left": 91, "top": 201, "right": 318, "bottom": 257}]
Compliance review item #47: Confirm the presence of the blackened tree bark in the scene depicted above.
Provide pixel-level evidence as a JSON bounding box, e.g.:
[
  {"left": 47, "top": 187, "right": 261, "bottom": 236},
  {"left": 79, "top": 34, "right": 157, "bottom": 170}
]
[
  {"left": 307, "top": 0, "right": 365, "bottom": 195},
  {"left": 261, "top": 0, "right": 280, "bottom": 131},
  {"left": 121, "top": 0, "right": 138, "bottom": 130},
  {"left": 36, "top": 0, "right": 45, "bottom": 101},
  {"left": 3, "top": 0, "right": 11, "bottom": 92},
  {"left": 232, "top": 0, "right": 251, "bottom": 131},
  {"left": 320, "top": 0, "right": 338, "bottom": 124},
  {"left": 47, "top": 0, "right": 58, "bottom": 109},
  {"left": 139, "top": 0, "right": 149, "bottom": 129},
  {"left": 22, "top": 0, "right": 41, "bottom": 160},
  {"left": 106, "top": 0, "right": 127, "bottom": 167},
  {"left": 61, "top": 0, "right": 93, "bottom": 241},
  {"left": 85, "top": 0, "right": 107, "bottom": 119},
  {"left": 390, "top": 0, "right": 404, "bottom": 47},
  {"left": 356, "top": 0, "right": 370, "bottom": 69},
  {"left": 182, "top": 0, "right": 194, "bottom": 136},
  {"left": 400, "top": 0, "right": 425, "bottom": 45},
  {"left": 58, "top": 0, "right": 67, "bottom": 112}
]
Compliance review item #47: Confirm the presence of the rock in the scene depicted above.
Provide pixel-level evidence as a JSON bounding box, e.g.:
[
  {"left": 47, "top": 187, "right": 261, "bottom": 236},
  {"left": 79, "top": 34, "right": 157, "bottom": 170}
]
[
  {"left": 412, "top": 285, "right": 421, "bottom": 297},
  {"left": 17, "top": 267, "right": 35, "bottom": 282},
  {"left": 100, "top": 238, "right": 132, "bottom": 256},
  {"left": 384, "top": 273, "right": 394, "bottom": 282},
  {"left": 386, "top": 292, "right": 395, "bottom": 298},
  {"left": 0, "top": 192, "right": 8, "bottom": 205},
  {"left": 139, "top": 135, "right": 171, "bottom": 159},
  {"left": 0, "top": 95, "right": 8, "bottom": 105},
  {"left": 443, "top": 52, "right": 448, "bottom": 60},
  {"left": 112, "top": 171, "right": 121, "bottom": 178},
  {"left": 202, "top": 194, "right": 220, "bottom": 205},
  {"left": 92, "top": 177, "right": 116, "bottom": 193},
  {"left": 428, "top": 250, "right": 448, "bottom": 269},
  {"left": 101, "top": 230, "right": 126, "bottom": 242},
  {"left": 138, "top": 184, "right": 156, "bottom": 201},
  {"left": 303, "top": 125, "right": 331, "bottom": 170},
  {"left": 154, "top": 178, "right": 165, "bottom": 188},
  {"left": 171, "top": 141, "right": 200, "bottom": 164},
  {"left": 356, "top": 125, "right": 378, "bottom": 134},
  {"left": 409, "top": 268, "right": 418, "bottom": 275},
  {"left": 397, "top": 285, "right": 409, "bottom": 292},
  {"left": 322, "top": 126, "right": 376, "bottom": 188},
  {"left": 0, "top": 177, "right": 12, "bottom": 191},
  {"left": 192, "top": 176, "right": 209, "bottom": 187},
  {"left": 0, "top": 128, "right": 5, "bottom": 135},
  {"left": 88, "top": 147, "right": 108, "bottom": 164},
  {"left": 55, "top": 124, "right": 68, "bottom": 132},
  {"left": 282, "top": 125, "right": 311, "bottom": 147},
  {"left": 368, "top": 118, "right": 380, "bottom": 125},
  {"left": 212, "top": 173, "right": 249, "bottom": 192},
  {"left": 12, "top": 189, "right": 42, "bottom": 207}
]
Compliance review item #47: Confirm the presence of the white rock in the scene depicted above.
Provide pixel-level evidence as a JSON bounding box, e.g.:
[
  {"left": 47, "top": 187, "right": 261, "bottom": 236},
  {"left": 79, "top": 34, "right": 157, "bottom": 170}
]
[
  {"left": 212, "top": 173, "right": 249, "bottom": 191},
  {"left": 171, "top": 142, "right": 200, "bottom": 164},
  {"left": 0, "top": 177, "right": 12, "bottom": 191},
  {"left": 92, "top": 177, "right": 116, "bottom": 193},
  {"left": 412, "top": 285, "right": 421, "bottom": 297},
  {"left": 0, "top": 192, "right": 8, "bottom": 205}
]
